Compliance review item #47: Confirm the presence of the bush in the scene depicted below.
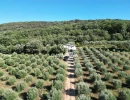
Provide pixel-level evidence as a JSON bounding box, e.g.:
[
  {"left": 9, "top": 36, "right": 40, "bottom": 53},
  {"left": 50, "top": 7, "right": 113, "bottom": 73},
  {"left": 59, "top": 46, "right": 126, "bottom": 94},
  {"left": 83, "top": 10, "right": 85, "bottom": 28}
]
[
  {"left": 42, "top": 72, "right": 50, "bottom": 80},
  {"left": 112, "top": 79, "right": 122, "bottom": 89},
  {"left": 31, "top": 63, "right": 37, "bottom": 68},
  {"left": 77, "top": 94, "right": 91, "bottom": 100},
  {"left": 34, "top": 68, "right": 41, "bottom": 77},
  {"left": 2, "top": 89, "right": 19, "bottom": 100},
  {"left": 118, "top": 88, "right": 130, "bottom": 100},
  {"left": 35, "top": 79, "right": 44, "bottom": 89},
  {"left": 0, "top": 71, "right": 4, "bottom": 77},
  {"left": 90, "top": 73, "right": 101, "bottom": 82},
  {"left": 47, "top": 88, "right": 62, "bottom": 100},
  {"left": 57, "top": 68, "right": 65, "bottom": 75},
  {"left": 75, "top": 68, "right": 83, "bottom": 77},
  {"left": 1, "top": 75, "right": 9, "bottom": 81},
  {"left": 126, "top": 76, "right": 130, "bottom": 87},
  {"left": 99, "top": 66, "right": 107, "bottom": 73},
  {"left": 7, "top": 76, "right": 16, "bottom": 85},
  {"left": 53, "top": 80, "right": 63, "bottom": 90},
  {"left": 5, "top": 58, "right": 15, "bottom": 66},
  {"left": 48, "top": 67, "right": 54, "bottom": 74},
  {"left": 94, "top": 80, "right": 106, "bottom": 92},
  {"left": 88, "top": 68, "right": 96, "bottom": 74},
  {"left": 30, "top": 57, "right": 37, "bottom": 63},
  {"left": 26, "top": 60, "right": 31, "bottom": 66},
  {"left": 15, "top": 81, "right": 26, "bottom": 92},
  {"left": 59, "top": 63, "right": 66, "bottom": 69},
  {"left": 0, "top": 58, "right": 5, "bottom": 67},
  {"left": 27, "top": 87, "right": 38, "bottom": 100},
  {"left": 76, "top": 82, "right": 91, "bottom": 95},
  {"left": 19, "top": 64, "right": 26, "bottom": 70},
  {"left": 123, "top": 65, "right": 130, "bottom": 71},
  {"left": 25, "top": 67, "right": 32, "bottom": 73},
  {"left": 99, "top": 89, "right": 116, "bottom": 100},
  {"left": 24, "top": 75, "right": 33, "bottom": 83},
  {"left": 104, "top": 72, "right": 113, "bottom": 81},
  {"left": 56, "top": 74, "right": 65, "bottom": 81},
  {"left": 118, "top": 71, "right": 128, "bottom": 78},
  {"left": 16, "top": 70, "right": 27, "bottom": 79},
  {"left": 37, "top": 59, "right": 42, "bottom": 65}
]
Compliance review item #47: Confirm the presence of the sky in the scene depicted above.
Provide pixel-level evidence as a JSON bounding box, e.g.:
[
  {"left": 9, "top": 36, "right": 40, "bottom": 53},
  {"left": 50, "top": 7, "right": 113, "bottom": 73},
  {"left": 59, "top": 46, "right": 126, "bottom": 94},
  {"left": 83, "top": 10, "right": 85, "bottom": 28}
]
[{"left": 0, "top": 0, "right": 130, "bottom": 24}]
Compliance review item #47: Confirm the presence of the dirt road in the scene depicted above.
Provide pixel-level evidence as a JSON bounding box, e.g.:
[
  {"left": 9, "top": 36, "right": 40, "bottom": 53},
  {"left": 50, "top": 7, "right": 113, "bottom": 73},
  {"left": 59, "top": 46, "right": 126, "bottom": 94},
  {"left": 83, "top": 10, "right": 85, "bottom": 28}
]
[{"left": 64, "top": 52, "right": 76, "bottom": 100}]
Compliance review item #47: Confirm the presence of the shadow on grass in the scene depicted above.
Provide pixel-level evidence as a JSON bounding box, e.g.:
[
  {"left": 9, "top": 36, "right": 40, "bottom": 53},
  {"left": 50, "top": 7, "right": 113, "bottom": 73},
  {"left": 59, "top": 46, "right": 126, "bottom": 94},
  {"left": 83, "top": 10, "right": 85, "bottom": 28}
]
[
  {"left": 65, "top": 88, "right": 77, "bottom": 96},
  {"left": 20, "top": 92, "right": 27, "bottom": 100}
]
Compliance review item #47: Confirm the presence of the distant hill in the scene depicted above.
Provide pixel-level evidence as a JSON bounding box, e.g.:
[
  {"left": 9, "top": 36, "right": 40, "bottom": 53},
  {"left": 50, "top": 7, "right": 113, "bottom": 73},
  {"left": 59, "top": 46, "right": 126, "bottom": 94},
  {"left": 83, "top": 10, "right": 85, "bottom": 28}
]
[{"left": 0, "top": 19, "right": 130, "bottom": 54}]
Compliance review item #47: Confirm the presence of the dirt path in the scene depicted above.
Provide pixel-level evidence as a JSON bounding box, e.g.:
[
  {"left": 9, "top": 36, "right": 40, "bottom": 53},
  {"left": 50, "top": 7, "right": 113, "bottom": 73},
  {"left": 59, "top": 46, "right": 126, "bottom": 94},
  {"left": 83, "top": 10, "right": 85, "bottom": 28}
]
[{"left": 64, "top": 52, "right": 76, "bottom": 100}]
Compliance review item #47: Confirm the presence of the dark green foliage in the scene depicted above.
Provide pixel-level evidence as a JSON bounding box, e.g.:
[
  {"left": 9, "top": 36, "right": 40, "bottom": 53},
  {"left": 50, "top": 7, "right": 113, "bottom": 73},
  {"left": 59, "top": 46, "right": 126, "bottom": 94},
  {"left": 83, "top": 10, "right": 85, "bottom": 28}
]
[
  {"left": 35, "top": 79, "right": 44, "bottom": 88},
  {"left": 99, "top": 89, "right": 116, "bottom": 100},
  {"left": 118, "top": 88, "right": 130, "bottom": 100},
  {"left": 94, "top": 80, "right": 106, "bottom": 92},
  {"left": 27, "top": 87, "right": 38, "bottom": 100},
  {"left": 126, "top": 76, "right": 130, "bottom": 87},
  {"left": 48, "top": 67, "right": 54, "bottom": 74},
  {"left": 118, "top": 71, "right": 128, "bottom": 78},
  {"left": 57, "top": 68, "right": 65, "bottom": 75},
  {"left": 123, "top": 65, "right": 130, "bottom": 70},
  {"left": 31, "top": 63, "right": 37, "bottom": 68},
  {"left": 15, "top": 81, "right": 26, "bottom": 92},
  {"left": 5, "top": 58, "right": 15, "bottom": 66}
]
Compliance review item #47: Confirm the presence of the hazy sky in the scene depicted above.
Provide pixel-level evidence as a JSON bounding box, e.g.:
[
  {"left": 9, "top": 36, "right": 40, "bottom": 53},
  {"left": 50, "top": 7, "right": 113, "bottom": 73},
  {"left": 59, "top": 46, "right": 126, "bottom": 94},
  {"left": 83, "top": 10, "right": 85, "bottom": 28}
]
[{"left": 0, "top": 0, "right": 130, "bottom": 24}]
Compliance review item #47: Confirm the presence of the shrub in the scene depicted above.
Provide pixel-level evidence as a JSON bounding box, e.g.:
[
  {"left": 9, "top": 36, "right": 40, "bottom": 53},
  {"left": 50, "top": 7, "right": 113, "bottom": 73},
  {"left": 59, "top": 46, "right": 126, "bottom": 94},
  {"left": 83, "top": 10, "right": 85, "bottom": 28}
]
[
  {"left": 76, "top": 82, "right": 91, "bottom": 95},
  {"left": 56, "top": 74, "right": 65, "bottom": 81},
  {"left": 77, "top": 94, "right": 91, "bottom": 100},
  {"left": 123, "top": 65, "right": 130, "bottom": 71},
  {"left": 75, "top": 68, "right": 83, "bottom": 77},
  {"left": 99, "top": 89, "right": 116, "bottom": 100},
  {"left": 99, "top": 66, "right": 107, "bottom": 73},
  {"left": 34, "top": 68, "right": 41, "bottom": 77},
  {"left": 1, "top": 75, "right": 9, "bottom": 81},
  {"left": 24, "top": 75, "right": 33, "bottom": 83},
  {"left": 25, "top": 67, "right": 32, "bottom": 73},
  {"left": 19, "top": 59, "right": 26, "bottom": 64},
  {"left": 37, "top": 59, "right": 42, "bottom": 65},
  {"left": 48, "top": 67, "right": 54, "bottom": 74},
  {"left": 53, "top": 80, "right": 63, "bottom": 90},
  {"left": 27, "top": 87, "right": 38, "bottom": 100},
  {"left": 39, "top": 66, "right": 44, "bottom": 71},
  {"left": 30, "top": 57, "right": 37, "bottom": 63},
  {"left": 19, "top": 64, "right": 26, "bottom": 70},
  {"left": 2, "top": 89, "right": 19, "bottom": 100},
  {"left": 118, "top": 71, "right": 128, "bottom": 78},
  {"left": 104, "top": 72, "right": 113, "bottom": 81},
  {"left": 35, "top": 79, "right": 44, "bottom": 89},
  {"left": 118, "top": 88, "right": 130, "bottom": 100},
  {"left": 43, "top": 61, "right": 49, "bottom": 67},
  {"left": 59, "top": 63, "right": 66, "bottom": 69},
  {"left": 7, "top": 76, "right": 16, "bottom": 85},
  {"left": 126, "top": 76, "right": 130, "bottom": 87},
  {"left": 112, "top": 79, "right": 122, "bottom": 89},
  {"left": 5, "top": 58, "right": 15, "bottom": 66},
  {"left": 88, "top": 68, "right": 96, "bottom": 74},
  {"left": 31, "top": 63, "right": 37, "bottom": 68},
  {"left": 0, "top": 58, "right": 5, "bottom": 67},
  {"left": 47, "top": 88, "right": 62, "bottom": 100},
  {"left": 42, "top": 72, "right": 50, "bottom": 80},
  {"left": 94, "top": 80, "right": 106, "bottom": 92},
  {"left": 15, "top": 81, "right": 26, "bottom": 92},
  {"left": 26, "top": 60, "right": 31, "bottom": 66},
  {"left": 0, "top": 71, "right": 4, "bottom": 77},
  {"left": 85, "top": 62, "right": 93, "bottom": 69},
  {"left": 16, "top": 70, "right": 27, "bottom": 79},
  {"left": 57, "top": 68, "right": 65, "bottom": 75},
  {"left": 90, "top": 73, "right": 101, "bottom": 82}
]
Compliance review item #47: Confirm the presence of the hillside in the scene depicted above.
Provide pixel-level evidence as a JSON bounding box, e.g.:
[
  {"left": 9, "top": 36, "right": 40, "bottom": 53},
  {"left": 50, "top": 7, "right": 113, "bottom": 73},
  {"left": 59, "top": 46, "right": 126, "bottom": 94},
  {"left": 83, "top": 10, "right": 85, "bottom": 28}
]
[{"left": 0, "top": 19, "right": 130, "bottom": 54}]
